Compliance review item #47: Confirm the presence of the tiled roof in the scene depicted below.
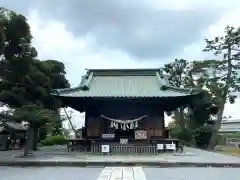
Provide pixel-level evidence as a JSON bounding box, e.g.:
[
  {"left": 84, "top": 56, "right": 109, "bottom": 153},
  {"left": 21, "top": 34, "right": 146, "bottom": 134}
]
[
  {"left": 0, "top": 120, "right": 27, "bottom": 131},
  {"left": 4, "top": 121, "right": 27, "bottom": 130},
  {"left": 52, "top": 68, "right": 200, "bottom": 98}
]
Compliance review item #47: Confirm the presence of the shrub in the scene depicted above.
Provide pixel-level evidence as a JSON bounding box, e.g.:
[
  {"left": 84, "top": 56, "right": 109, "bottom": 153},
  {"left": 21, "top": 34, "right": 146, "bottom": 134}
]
[
  {"left": 40, "top": 135, "right": 67, "bottom": 146},
  {"left": 170, "top": 127, "right": 193, "bottom": 143},
  {"left": 192, "top": 125, "right": 212, "bottom": 149}
]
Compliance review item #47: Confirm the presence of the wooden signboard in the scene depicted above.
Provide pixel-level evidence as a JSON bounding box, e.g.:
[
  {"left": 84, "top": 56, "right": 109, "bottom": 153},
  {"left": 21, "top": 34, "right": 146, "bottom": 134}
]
[
  {"left": 102, "top": 134, "right": 115, "bottom": 139},
  {"left": 135, "top": 130, "right": 147, "bottom": 140}
]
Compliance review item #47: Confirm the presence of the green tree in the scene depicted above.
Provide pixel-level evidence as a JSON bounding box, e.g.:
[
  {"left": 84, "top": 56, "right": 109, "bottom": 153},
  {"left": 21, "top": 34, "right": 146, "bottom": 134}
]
[
  {"left": 13, "top": 104, "right": 58, "bottom": 155},
  {"left": 36, "top": 60, "right": 70, "bottom": 140},
  {"left": 203, "top": 26, "right": 240, "bottom": 149},
  {"left": 163, "top": 59, "right": 219, "bottom": 146},
  {"left": 192, "top": 125, "right": 213, "bottom": 149},
  {"left": 0, "top": 8, "right": 70, "bottom": 154},
  {"left": 162, "top": 59, "right": 214, "bottom": 129},
  {"left": 161, "top": 59, "right": 193, "bottom": 130},
  {"left": 41, "top": 60, "right": 70, "bottom": 90}
]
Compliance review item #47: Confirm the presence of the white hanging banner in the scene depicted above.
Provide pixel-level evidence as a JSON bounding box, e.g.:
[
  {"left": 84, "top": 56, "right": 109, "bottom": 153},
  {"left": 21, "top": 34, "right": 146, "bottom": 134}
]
[
  {"left": 100, "top": 114, "right": 147, "bottom": 130},
  {"left": 101, "top": 114, "right": 148, "bottom": 124}
]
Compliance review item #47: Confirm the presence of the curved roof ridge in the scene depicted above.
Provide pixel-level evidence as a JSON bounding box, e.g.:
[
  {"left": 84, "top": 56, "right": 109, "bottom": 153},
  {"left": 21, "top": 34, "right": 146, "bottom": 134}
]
[
  {"left": 50, "top": 68, "right": 202, "bottom": 98},
  {"left": 88, "top": 68, "right": 162, "bottom": 76}
]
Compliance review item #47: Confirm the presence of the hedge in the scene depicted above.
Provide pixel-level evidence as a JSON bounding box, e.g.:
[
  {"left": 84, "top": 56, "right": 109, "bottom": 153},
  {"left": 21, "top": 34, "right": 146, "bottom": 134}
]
[{"left": 40, "top": 135, "right": 67, "bottom": 146}]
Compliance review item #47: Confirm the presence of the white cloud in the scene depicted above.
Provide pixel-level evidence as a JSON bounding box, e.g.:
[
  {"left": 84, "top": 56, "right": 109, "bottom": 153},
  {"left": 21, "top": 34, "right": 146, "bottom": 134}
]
[
  {"left": 208, "top": 9, "right": 240, "bottom": 37},
  {"left": 28, "top": 10, "right": 163, "bottom": 86},
  {"left": 27, "top": 2, "right": 240, "bottom": 129},
  {"left": 151, "top": 0, "right": 240, "bottom": 11},
  {"left": 176, "top": 6, "right": 240, "bottom": 122},
  {"left": 28, "top": 9, "right": 164, "bottom": 128}
]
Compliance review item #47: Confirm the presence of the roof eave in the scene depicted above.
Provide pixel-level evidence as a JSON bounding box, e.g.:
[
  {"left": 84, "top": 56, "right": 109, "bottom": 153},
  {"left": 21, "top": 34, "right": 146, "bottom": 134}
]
[
  {"left": 51, "top": 94, "right": 196, "bottom": 99},
  {"left": 163, "top": 85, "right": 203, "bottom": 95}
]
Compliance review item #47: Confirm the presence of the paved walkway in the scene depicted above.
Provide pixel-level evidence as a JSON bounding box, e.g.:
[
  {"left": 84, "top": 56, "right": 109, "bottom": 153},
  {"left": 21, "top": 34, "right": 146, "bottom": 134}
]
[
  {"left": 0, "top": 146, "right": 240, "bottom": 167},
  {"left": 1, "top": 146, "right": 240, "bottom": 179},
  {"left": 0, "top": 166, "right": 239, "bottom": 180}
]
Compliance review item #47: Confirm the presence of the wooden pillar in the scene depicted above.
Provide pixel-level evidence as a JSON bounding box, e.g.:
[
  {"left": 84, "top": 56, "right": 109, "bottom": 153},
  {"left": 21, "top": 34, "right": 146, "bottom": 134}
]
[
  {"left": 148, "top": 112, "right": 164, "bottom": 138},
  {"left": 87, "top": 116, "right": 100, "bottom": 138}
]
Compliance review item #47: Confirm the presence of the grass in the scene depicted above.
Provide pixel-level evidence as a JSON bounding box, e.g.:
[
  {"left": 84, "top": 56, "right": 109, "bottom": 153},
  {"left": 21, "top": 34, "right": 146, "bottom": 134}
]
[{"left": 215, "top": 145, "right": 240, "bottom": 156}]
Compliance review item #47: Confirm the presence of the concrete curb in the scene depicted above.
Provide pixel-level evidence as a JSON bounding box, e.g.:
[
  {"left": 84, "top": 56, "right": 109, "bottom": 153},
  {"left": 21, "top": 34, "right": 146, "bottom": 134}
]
[{"left": 0, "top": 160, "right": 240, "bottom": 168}]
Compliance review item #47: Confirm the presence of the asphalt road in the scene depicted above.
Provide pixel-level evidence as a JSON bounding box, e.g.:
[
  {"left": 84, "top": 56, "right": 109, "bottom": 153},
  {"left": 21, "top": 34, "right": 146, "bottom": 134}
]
[{"left": 0, "top": 167, "right": 240, "bottom": 180}]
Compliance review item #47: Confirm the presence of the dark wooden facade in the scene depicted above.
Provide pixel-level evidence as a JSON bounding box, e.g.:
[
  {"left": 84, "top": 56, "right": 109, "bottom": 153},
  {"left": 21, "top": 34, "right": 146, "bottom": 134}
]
[
  {"left": 54, "top": 68, "right": 202, "bottom": 153},
  {"left": 84, "top": 99, "right": 166, "bottom": 144}
]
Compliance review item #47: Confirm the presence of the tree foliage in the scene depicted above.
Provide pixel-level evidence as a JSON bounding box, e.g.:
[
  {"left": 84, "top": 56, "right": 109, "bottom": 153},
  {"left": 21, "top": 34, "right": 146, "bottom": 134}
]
[
  {"left": 0, "top": 8, "right": 69, "bottom": 108},
  {"left": 164, "top": 59, "right": 219, "bottom": 147},
  {"left": 0, "top": 8, "right": 70, "bottom": 153},
  {"left": 166, "top": 26, "right": 240, "bottom": 149},
  {"left": 163, "top": 59, "right": 217, "bottom": 123},
  {"left": 203, "top": 26, "right": 240, "bottom": 149}
]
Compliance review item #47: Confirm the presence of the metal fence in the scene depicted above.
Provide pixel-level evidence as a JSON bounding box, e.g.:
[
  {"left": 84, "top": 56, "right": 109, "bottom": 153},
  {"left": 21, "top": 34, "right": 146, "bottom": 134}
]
[{"left": 91, "top": 144, "right": 157, "bottom": 154}]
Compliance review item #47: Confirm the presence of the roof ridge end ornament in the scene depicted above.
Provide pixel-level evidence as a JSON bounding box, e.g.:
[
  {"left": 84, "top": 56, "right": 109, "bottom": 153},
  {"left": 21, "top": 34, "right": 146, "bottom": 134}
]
[
  {"left": 189, "top": 88, "right": 193, "bottom": 93},
  {"left": 156, "top": 71, "right": 168, "bottom": 90},
  {"left": 79, "top": 71, "right": 93, "bottom": 91}
]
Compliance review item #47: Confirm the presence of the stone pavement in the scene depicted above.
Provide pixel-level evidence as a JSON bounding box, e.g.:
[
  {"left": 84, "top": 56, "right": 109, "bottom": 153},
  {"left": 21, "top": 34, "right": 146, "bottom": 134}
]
[
  {"left": 0, "top": 166, "right": 240, "bottom": 180},
  {"left": 0, "top": 146, "right": 240, "bottom": 167},
  {"left": 1, "top": 146, "right": 240, "bottom": 179}
]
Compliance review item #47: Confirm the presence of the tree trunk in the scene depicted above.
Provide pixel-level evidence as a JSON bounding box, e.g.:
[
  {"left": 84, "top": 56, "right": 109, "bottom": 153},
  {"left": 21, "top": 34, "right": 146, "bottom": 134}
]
[
  {"left": 31, "top": 125, "right": 39, "bottom": 151},
  {"left": 23, "top": 140, "right": 29, "bottom": 156},
  {"left": 207, "top": 103, "right": 225, "bottom": 149},
  {"left": 23, "top": 124, "right": 39, "bottom": 156},
  {"left": 23, "top": 127, "right": 34, "bottom": 156},
  {"left": 207, "top": 46, "right": 232, "bottom": 150}
]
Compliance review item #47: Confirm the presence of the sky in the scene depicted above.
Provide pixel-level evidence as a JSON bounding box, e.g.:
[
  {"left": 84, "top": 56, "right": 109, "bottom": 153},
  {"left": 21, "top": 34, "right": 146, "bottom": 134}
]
[{"left": 2, "top": 0, "right": 240, "bottom": 129}]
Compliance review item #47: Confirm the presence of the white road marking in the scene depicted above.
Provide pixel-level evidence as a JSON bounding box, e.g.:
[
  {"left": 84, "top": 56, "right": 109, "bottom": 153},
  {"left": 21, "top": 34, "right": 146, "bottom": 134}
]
[
  {"left": 97, "top": 167, "right": 114, "bottom": 180},
  {"left": 110, "top": 167, "right": 123, "bottom": 180},
  {"left": 97, "top": 166, "right": 147, "bottom": 180},
  {"left": 122, "top": 167, "right": 134, "bottom": 180},
  {"left": 133, "top": 167, "right": 147, "bottom": 180}
]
